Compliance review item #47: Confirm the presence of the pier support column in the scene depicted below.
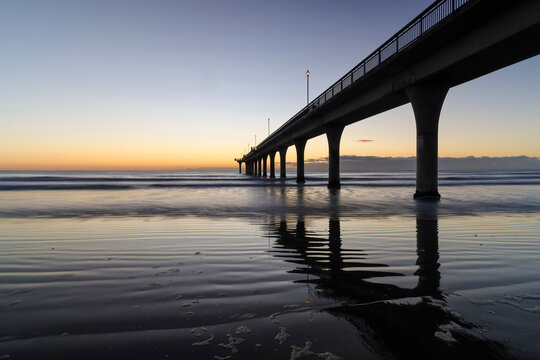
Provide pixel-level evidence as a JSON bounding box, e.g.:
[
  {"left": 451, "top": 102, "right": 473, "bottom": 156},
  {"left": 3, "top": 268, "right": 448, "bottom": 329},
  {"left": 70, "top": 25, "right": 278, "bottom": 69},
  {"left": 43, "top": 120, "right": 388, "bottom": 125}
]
[
  {"left": 258, "top": 158, "right": 262, "bottom": 177},
  {"left": 238, "top": 162, "right": 242, "bottom": 174},
  {"left": 263, "top": 156, "right": 267, "bottom": 177},
  {"left": 269, "top": 151, "right": 276, "bottom": 179},
  {"left": 279, "top": 146, "right": 288, "bottom": 178},
  {"left": 247, "top": 161, "right": 251, "bottom": 175},
  {"left": 406, "top": 85, "right": 448, "bottom": 200},
  {"left": 326, "top": 125, "right": 344, "bottom": 189},
  {"left": 295, "top": 139, "right": 307, "bottom": 184}
]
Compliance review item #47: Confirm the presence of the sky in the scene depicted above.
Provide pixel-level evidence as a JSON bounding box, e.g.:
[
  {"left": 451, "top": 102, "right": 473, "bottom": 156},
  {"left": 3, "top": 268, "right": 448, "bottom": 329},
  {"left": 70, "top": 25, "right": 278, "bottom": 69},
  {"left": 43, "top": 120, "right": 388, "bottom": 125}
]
[{"left": 1, "top": 0, "right": 539, "bottom": 170}]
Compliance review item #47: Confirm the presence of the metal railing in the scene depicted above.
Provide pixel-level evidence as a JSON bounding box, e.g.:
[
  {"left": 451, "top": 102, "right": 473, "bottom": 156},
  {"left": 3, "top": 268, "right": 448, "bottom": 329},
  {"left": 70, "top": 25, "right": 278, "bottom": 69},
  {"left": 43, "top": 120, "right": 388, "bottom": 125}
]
[{"left": 248, "top": 0, "right": 470, "bottom": 158}]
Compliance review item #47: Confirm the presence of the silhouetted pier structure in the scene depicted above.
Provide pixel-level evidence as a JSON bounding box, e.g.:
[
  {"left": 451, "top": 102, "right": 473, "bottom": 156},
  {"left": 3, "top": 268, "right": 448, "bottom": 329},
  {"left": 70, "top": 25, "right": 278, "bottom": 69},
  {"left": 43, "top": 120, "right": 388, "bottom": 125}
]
[{"left": 236, "top": 0, "right": 540, "bottom": 198}]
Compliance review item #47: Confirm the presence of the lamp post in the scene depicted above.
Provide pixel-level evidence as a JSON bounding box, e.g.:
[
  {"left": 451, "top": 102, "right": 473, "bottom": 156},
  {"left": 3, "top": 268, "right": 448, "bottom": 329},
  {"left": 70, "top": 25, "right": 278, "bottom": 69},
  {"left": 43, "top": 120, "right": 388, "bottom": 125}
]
[
  {"left": 306, "top": 69, "right": 310, "bottom": 105},
  {"left": 268, "top": 118, "right": 270, "bottom": 136}
]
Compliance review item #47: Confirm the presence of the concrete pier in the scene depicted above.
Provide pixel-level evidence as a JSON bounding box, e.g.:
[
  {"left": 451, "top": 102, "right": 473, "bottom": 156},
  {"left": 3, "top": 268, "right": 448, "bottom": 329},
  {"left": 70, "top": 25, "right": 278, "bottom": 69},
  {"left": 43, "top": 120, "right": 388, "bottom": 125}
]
[
  {"left": 263, "top": 156, "right": 267, "bottom": 177},
  {"left": 295, "top": 139, "right": 307, "bottom": 184},
  {"left": 257, "top": 158, "right": 262, "bottom": 177},
  {"left": 406, "top": 85, "right": 448, "bottom": 200},
  {"left": 235, "top": 0, "right": 540, "bottom": 196},
  {"left": 269, "top": 151, "right": 276, "bottom": 178},
  {"left": 279, "top": 146, "right": 287, "bottom": 178},
  {"left": 326, "top": 125, "right": 344, "bottom": 189},
  {"left": 238, "top": 161, "right": 242, "bottom": 174}
]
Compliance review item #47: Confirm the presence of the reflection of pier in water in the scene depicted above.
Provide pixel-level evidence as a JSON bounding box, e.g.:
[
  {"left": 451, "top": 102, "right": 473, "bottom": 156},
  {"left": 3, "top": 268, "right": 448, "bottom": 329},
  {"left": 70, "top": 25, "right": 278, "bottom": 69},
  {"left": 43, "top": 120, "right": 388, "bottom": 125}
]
[
  {"left": 270, "top": 215, "right": 441, "bottom": 303},
  {"left": 266, "top": 198, "right": 509, "bottom": 360}
]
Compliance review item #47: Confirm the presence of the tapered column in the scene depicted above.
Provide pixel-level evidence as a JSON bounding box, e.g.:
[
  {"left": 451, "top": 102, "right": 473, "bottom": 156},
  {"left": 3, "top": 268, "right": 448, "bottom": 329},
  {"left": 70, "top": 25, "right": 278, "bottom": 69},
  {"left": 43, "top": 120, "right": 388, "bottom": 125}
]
[
  {"left": 247, "top": 161, "right": 251, "bottom": 175},
  {"left": 406, "top": 85, "right": 448, "bottom": 199},
  {"left": 262, "top": 155, "right": 267, "bottom": 177},
  {"left": 279, "top": 146, "right": 288, "bottom": 178},
  {"left": 269, "top": 151, "right": 276, "bottom": 178},
  {"left": 238, "top": 162, "right": 242, "bottom": 174},
  {"left": 295, "top": 139, "right": 307, "bottom": 184},
  {"left": 257, "top": 158, "right": 262, "bottom": 176},
  {"left": 326, "top": 125, "right": 344, "bottom": 189}
]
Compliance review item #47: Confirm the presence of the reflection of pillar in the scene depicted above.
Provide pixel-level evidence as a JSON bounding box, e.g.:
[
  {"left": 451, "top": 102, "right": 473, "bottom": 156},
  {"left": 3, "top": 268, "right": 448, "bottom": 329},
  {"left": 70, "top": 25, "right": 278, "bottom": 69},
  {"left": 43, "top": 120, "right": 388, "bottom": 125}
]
[
  {"left": 406, "top": 85, "right": 448, "bottom": 199},
  {"left": 326, "top": 125, "right": 344, "bottom": 189},
  {"left": 295, "top": 219, "right": 306, "bottom": 238},
  {"left": 415, "top": 204, "right": 440, "bottom": 295},
  {"left": 269, "top": 151, "right": 276, "bottom": 179},
  {"left": 295, "top": 139, "right": 307, "bottom": 184},
  {"left": 328, "top": 218, "right": 342, "bottom": 274},
  {"left": 279, "top": 146, "right": 288, "bottom": 178},
  {"left": 278, "top": 217, "right": 287, "bottom": 237},
  {"left": 263, "top": 155, "right": 267, "bottom": 177}
]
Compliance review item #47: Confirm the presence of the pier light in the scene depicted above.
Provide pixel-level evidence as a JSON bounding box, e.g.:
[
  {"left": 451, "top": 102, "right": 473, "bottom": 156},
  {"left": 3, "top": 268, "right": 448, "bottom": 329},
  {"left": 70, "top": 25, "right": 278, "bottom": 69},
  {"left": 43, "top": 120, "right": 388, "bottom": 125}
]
[{"left": 306, "top": 69, "right": 310, "bottom": 105}]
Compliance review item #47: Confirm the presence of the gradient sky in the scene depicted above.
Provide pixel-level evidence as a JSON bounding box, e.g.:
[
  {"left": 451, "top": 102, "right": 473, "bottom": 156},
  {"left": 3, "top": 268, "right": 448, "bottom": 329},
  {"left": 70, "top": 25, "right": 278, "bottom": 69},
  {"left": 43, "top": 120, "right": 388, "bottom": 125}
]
[{"left": 1, "top": 0, "right": 539, "bottom": 170}]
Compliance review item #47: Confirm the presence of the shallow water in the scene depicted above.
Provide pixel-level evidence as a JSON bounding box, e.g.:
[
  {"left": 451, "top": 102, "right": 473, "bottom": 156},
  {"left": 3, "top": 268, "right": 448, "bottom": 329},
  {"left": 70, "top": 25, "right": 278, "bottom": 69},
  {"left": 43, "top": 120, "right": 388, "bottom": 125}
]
[{"left": 1, "top": 171, "right": 539, "bottom": 359}]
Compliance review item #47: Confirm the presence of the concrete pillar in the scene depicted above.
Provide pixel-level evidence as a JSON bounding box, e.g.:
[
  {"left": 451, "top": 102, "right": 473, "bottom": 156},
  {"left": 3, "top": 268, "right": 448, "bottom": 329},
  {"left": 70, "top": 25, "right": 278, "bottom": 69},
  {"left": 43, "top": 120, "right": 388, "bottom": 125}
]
[
  {"left": 326, "top": 125, "right": 344, "bottom": 189},
  {"left": 295, "top": 139, "right": 307, "bottom": 184},
  {"left": 238, "top": 162, "right": 242, "bottom": 174},
  {"left": 269, "top": 151, "right": 276, "bottom": 178},
  {"left": 246, "top": 161, "right": 251, "bottom": 175},
  {"left": 257, "top": 158, "right": 262, "bottom": 176},
  {"left": 263, "top": 155, "right": 267, "bottom": 177},
  {"left": 279, "top": 146, "right": 288, "bottom": 178},
  {"left": 406, "top": 85, "right": 448, "bottom": 199}
]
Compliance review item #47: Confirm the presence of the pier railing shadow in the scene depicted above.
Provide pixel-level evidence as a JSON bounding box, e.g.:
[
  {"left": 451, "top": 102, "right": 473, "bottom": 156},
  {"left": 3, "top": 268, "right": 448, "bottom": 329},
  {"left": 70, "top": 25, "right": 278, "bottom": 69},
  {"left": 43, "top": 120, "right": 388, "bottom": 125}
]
[{"left": 265, "top": 193, "right": 511, "bottom": 360}]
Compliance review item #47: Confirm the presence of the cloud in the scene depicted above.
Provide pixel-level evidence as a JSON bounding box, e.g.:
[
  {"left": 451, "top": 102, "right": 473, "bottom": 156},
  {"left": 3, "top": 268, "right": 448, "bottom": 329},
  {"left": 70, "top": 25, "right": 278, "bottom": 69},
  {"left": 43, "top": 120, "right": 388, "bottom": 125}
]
[{"left": 355, "top": 139, "right": 375, "bottom": 143}]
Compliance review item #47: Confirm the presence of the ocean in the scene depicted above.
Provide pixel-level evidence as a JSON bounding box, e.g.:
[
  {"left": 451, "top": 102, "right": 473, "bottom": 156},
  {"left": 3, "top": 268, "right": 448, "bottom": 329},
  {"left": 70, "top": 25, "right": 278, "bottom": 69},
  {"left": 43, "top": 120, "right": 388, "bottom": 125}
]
[{"left": 1, "top": 170, "right": 540, "bottom": 359}]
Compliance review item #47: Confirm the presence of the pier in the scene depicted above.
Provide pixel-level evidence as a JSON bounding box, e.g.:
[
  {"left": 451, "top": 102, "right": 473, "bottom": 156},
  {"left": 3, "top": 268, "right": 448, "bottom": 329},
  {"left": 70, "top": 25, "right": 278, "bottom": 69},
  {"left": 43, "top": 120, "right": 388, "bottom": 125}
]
[{"left": 235, "top": 0, "right": 540, "bottom": 199}]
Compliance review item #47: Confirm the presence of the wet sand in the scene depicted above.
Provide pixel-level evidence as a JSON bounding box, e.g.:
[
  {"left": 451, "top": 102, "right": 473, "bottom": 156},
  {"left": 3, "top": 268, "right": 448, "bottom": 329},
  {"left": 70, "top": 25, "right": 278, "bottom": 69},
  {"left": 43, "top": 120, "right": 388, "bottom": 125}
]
[{"left": 1, "top": 211, "right": 539, "bottom": 359}]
